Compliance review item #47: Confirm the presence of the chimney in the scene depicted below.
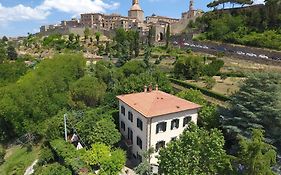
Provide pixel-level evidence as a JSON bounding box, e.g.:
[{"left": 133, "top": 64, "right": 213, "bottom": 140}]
[
  {"left": 144, "top": 85, "right": 147, "bottom": 92},
  {"left": 155, "top": 84, "right": 159, "bottom": 91},
  {"left": 148, "top": 84, "right": 153, "bottom": 92}
]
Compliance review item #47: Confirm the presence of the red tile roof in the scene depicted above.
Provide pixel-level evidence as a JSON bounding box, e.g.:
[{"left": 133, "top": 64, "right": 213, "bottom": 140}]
[{"left": 117, "top": 90, "right": 201, "bottom": 118}]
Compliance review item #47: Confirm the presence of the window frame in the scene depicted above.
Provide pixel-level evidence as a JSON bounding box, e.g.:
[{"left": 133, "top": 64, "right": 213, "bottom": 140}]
[
  {"left": 155, "top": 140, "right": 165, "bottom": 152},
  {"left": 120, "top": 121, "right": 125, "bottom": 131},
  {"left": 183, "top": 116, "right": 192, "bottom": 127},
  {"left": 171, "top": 119, "right": 179, "bottom": 130},
  {"left": 121, "top": 105, "right": 125, "bottom": 115},
  {"left": 156, "top": 122, "right": 167, "bottom": 134},
  {"left": 137, "top": 118, "right": 143, "bottom": 131},
  {"left": 137, "top": 136, "right": 143, "bottom": 149},
  {"left": 128, "top": 111, "right": 133, "bottom": 122}
]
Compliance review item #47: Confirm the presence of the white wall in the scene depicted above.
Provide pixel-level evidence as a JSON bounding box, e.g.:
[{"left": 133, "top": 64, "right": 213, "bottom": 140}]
[
  {"left": 118, "top": 101, "right": 148, "bottom": 159},
  {"left": 118, "top": 100, "right": 199, "bottom": 165},
  {"left": 149, "top": 109, "right": 199, "bottom": 165}
]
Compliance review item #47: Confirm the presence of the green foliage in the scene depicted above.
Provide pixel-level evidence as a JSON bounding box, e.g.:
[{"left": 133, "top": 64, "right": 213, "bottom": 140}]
[
  {"left": 42, "top": 34, "right": 66, "bottom": 50},
  {"left": 114, "top": 70, "right": 172, "bottom": 94},
  {"left": 170, "top": 78, "right": 230, "bottom": 101},
  {"left": 197, "top": 3, "right": 281, "bottom": 50},
  {"left": 49, "top": 139, "right": 88, "bottom": 174},
  {"left": 0, "top": 62, "right": 28, "bottom": 87},
  {"left": 84, "top": 28, "right": 91, "bottom": 40},
  {"left": 165, "top": 24, "right": 170, "bottom": 49},
  {"left": 203, "top": 59, "right": 224, "bottom": 77},
  {"left": 174, "top": 55, "right": 203, "bottom": 80},
  {"left": 0, "top": 54, "right": 85, "bottom": 137},
  {"left": 95, "top": 32, "right": 101, "bottom": 45},
  {"left": 7, "top": 45, "right": 17, "bottom": 60},
  {"left": 120, "top": 60, "right": 147, "bottom": 77},
  {"left": 74, "top": 107, "right": 121, "bottom": 146},
  {"left": 203, "top": 76, "right": 216, "bottom": 89},
  {"left": 114, "top": 29, "right": 140, "bottom": 63},
  {"left": 35, "top": 163, "right": 72, "bottom": 175},
  {"left": 158, "top": 123, "right": 232, "bottom": 175},
  {"left": 38, "top": 147, "right": 55, "bottom": 165},
  {"left": 224, "top": 73, "right": 281, "bottom": 151},
  {"left": 134, "top": 148, "right": 154, "bottom": 175},
  {"left": 69, "top": 75, "right": 107, "bottom": 108},
  {"left": 2, "top": 36, "right": 8, "bottom": 42},
  {"left": 83, "top": 143, "right": 126, "bottom": 175},
  {"left": 0, "top": 145, "right": 5, "bottom": 165},
  {"left": 236, "top": 129, "right": 277, "bottom": 175},
  {"left": 177, "top": 89, "right": 220, "bottom": 129}
]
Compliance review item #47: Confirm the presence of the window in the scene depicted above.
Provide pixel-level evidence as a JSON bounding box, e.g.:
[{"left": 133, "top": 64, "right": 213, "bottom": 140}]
[
  {"left": 183, "top": 116, "right": 192, "bottom": 127},
  {"left": 121, "top": 121, "right": 125, "bottom": 131},
  {"left": 156, "top": 122, "right": 167, "bottom": 134},
  {"left": 137, "top": 136, "right": 142, "bottom": 149},
  {"left": 155, "top": 141, "right": 165, "bottom": 152},
  {"left": 171, "top": 119, "right": 179, "bottom": 130},
  {"left": 128, "top": 128, "right": 133, "bottom": 143},
  {"left": 137, "top": 118, "right": 143, "bottom": 131},
  {"left": 128, "top": 111, "right": 133, "bottom": 122},
  {"left": 121, "top": 106, "right": 125, "bottom": 115}
]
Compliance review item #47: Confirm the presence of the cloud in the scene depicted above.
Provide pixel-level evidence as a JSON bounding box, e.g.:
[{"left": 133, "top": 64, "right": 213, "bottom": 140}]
[
  {"left": 0, "top": 3, "right": 49, "bottom": 23},
  {"left": 0, "top": 0, "right": 119, "bottom": 24},
  {"left": 39, "top": 0, "right": 119, "bottom": 16}
]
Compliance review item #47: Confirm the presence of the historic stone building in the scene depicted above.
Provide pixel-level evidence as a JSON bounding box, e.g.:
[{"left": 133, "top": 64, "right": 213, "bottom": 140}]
[{"left": 39, "top": 0, "right": 202, "bottom": 39}]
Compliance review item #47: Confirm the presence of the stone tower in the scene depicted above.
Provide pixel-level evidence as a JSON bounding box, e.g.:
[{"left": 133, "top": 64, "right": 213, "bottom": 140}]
[
  {"left": 128, "top": 0, "right": 144, "bottom": 22},
  {"left": 189, "top": 0, "right": 194, "bottom": 11}
]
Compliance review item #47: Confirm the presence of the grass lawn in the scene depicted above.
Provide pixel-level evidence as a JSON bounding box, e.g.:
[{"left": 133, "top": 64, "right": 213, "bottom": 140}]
[
  {"left": 187, "top": 76, "right": 244, "bottom": 96},
  {"left": 0, "top": 145, "right": 41, "bottom": 175}
]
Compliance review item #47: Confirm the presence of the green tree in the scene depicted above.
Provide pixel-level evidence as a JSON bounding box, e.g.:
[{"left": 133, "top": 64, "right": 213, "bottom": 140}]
[
  {"left": 84, "top": 27, "right": 91, "bottom": 40},
  {"left": 224, "top": 73, "right": 281, "bottom": 150},
  {"left": 35, "top": 163, "right": 72, "bottom": 175},
  {"left": 165, "top": 24, "right": 170, "bottom": 49},
  {"left": 158, "top": 123, "right": 232, "bottom": 175},
  {"left": 7, "top": 45, "right": 17, "bottom": 60},
  {"left": 2, "top": 36, "right": 8, "bottom": 42},
  {"left": 69, "top": 33, "right": 75, "bottom": 42},
  {"left": 174, "top": 55, "right": 204, "bottom": 80},
  {"left": 83, "top": 143, "right": 126, "bottom": 175},
  {"left": 69, "top": 75, "right": 107, "bottom": 108},
  {"left": 236, "top": 129, "right": 277, "bottom": 175},
  {"left": 133, "top": 31, "right": 140, "bottom": 57},
  {"left": 120, "top": 60, "right": 147, "bottom": 77},
  {"left": 95, "top": 32, "right": 101, "bottom": 45},
  {"left": 74, "top": 108, "right": 121, "bottom": 146},
  {"left": 177, "top": 89, "right": 219, "bottom": 129},
  {"left": 147, "top": 27, "right": 154, "bottom": 47},
  {"left": 134, "top": 148, "right": 154, "bottom": 175}
]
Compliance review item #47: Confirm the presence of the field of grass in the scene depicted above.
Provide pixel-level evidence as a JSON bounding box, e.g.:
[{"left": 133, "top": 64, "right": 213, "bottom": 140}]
[
  {"left": 0, "top": 145, "right": 41, "bottom": 175},
  {"left": 187, "top": 76, "right": 244, "bottom": 96}
]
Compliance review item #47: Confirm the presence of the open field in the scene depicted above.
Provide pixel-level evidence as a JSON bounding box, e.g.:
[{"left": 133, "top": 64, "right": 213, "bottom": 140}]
[
  {"left": 187, "top": 76, "right": 244, "bottom": 96},
  {"left": 0, "top": 145, "right": 41, "bottom": 175}
]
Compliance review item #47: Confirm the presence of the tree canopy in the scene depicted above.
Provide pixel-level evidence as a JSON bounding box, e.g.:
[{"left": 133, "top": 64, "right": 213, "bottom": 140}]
[{"left": 158, "top": 123, "right": 232, "bottom": 174}]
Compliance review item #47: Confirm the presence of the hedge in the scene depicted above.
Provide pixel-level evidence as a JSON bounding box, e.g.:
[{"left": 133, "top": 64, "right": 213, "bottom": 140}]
[
  {"left": 170, "top": 78, "right": 231, "bottom": 101},
  {"left": 49, "top": 139, "right": 89, "bottom": 174}
]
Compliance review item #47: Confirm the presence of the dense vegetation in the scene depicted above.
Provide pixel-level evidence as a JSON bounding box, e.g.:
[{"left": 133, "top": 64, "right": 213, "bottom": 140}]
[{"left": 194, "top": 0, "right": 281, "bottom": 50}]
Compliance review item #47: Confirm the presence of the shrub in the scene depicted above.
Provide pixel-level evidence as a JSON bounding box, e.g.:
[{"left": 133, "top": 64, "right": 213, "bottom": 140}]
[
  {"left": 203, "top": 76, "right": 216, "bottom": 89},
  {"left": 35, "top": 163, "right": 72, "bottom": 175},
  {"left": 204, "top": 59, "right": 224, "bottom": 77},
  {"left": 49, "top": 139, "right": 89, "bottom": 174},
  {"left": 38, "top": 147, "right": 55, "bottom": 165},
  {"left": 0, "top": 145, "right": 5, "bottom": 165}
]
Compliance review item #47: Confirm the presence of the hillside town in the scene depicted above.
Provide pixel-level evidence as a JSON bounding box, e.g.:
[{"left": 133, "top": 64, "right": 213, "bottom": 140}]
[{"left": 0, "top": 0, "right": 281, "bottom": 175}]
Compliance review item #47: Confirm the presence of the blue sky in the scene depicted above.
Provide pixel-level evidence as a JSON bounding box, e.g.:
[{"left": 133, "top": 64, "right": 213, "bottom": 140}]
[{"left": 0, "top": 0, "right": 264, "bottom": 37}]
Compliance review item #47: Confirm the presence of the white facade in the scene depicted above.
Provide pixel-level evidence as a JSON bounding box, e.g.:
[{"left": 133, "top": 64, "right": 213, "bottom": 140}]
[{"left": 118, "top": 100, "right": 199, "bottom": 165}]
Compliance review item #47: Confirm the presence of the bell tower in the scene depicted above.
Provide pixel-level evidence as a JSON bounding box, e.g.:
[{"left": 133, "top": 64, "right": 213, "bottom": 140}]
[
  {"left": 189, "top": 0, "right": 194, "bottom": 11},
  {"left": 128, "top": 0, "right": 144, "bottom": 22}
]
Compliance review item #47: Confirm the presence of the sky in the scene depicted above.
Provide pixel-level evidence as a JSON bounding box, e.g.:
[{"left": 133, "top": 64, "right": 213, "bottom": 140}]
[{"left": 0, "top": 0, "right": 265, "bottom": 37}]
